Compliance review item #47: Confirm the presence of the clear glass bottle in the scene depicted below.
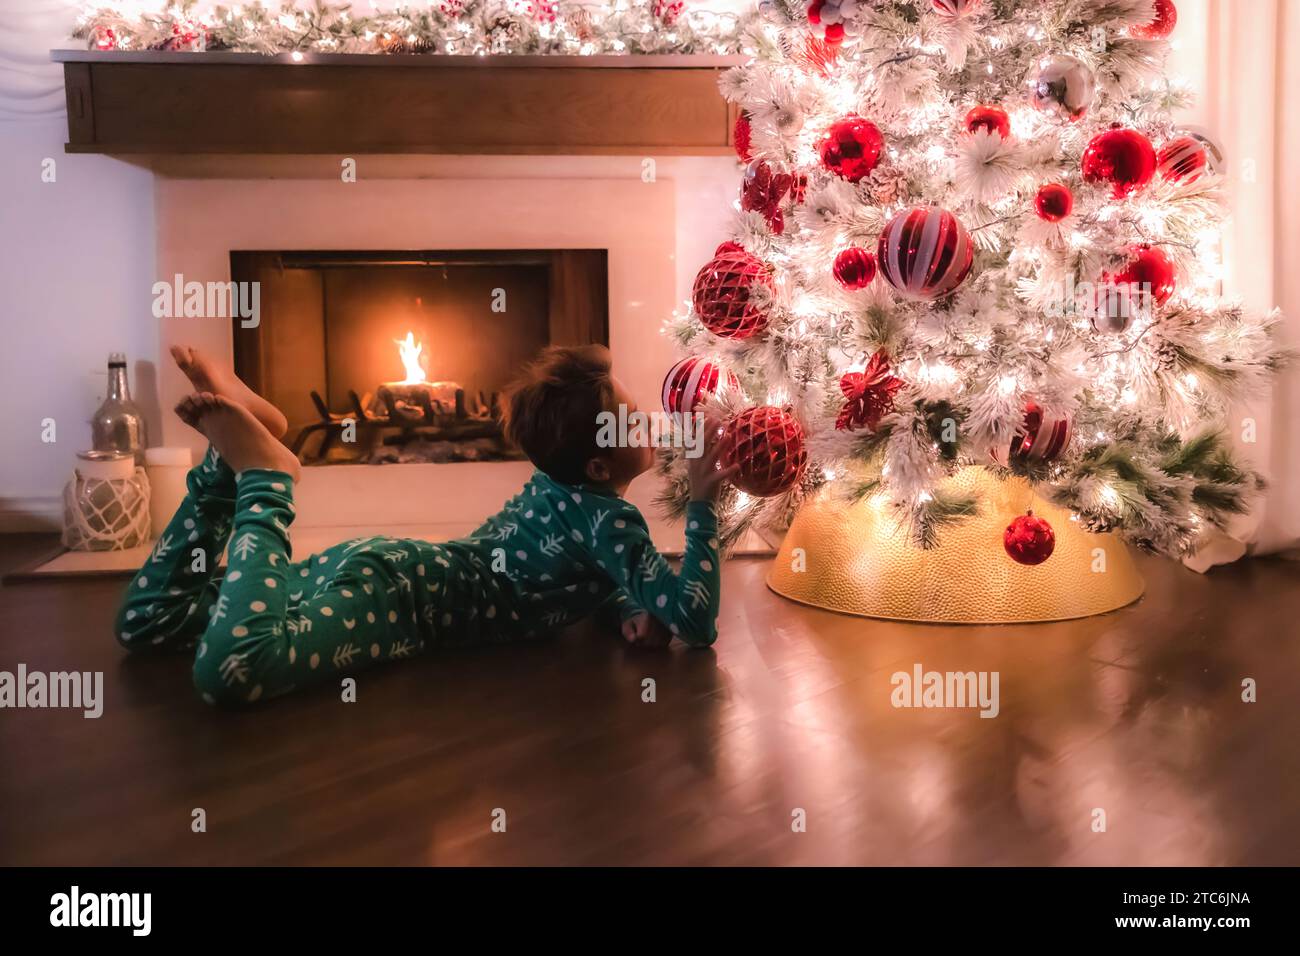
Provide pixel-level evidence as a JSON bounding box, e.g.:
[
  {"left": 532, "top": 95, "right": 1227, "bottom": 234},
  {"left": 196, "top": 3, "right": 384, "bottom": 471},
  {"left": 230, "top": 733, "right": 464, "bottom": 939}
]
[{"left": 91, "top": 353, "right": 148, "bottom": 463}]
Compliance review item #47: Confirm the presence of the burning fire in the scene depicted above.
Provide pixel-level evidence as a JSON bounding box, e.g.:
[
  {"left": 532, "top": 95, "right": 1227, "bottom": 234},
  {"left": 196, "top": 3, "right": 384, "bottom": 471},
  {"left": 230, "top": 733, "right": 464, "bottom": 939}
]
[{"left": 395, "top": 331, "right": 426, "bottom": 385}]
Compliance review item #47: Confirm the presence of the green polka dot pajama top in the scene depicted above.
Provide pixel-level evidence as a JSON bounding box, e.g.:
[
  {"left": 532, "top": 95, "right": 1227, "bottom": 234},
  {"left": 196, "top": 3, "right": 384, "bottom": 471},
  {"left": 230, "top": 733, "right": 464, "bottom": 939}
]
[{"left": 115, "top": 447, "right": 721, "bottom": 705}]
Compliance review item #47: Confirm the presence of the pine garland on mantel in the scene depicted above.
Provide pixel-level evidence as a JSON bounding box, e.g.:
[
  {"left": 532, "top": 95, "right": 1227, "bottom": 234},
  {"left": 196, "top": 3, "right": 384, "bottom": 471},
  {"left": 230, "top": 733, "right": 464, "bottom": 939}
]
[{"left": 73, "top": 1, "right": 752, "bottom": 57}]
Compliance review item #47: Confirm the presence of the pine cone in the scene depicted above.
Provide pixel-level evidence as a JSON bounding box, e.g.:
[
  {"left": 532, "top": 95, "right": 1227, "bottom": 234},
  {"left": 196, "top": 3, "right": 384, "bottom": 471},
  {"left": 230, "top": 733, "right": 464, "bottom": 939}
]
[
  {"left": 865, "top": 165, "right": 910, "bottom": 206},
  {"left": 1080, "top": 513, "right": 1118, "bottom": 534},
  {"left": 1152, "top": 339, "right": 1180, "bottom": 371}
]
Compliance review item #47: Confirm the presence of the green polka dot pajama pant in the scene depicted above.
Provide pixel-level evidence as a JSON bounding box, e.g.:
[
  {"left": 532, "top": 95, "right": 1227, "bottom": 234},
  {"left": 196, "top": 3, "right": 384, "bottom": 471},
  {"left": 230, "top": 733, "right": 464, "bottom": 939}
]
[{"left": 116, "top": 449, "right": 456, "bottom": 706}]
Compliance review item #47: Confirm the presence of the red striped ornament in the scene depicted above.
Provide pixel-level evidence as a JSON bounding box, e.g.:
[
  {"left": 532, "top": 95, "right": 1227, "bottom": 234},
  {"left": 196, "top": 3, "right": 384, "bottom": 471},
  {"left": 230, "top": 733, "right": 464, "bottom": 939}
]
[
  {"left": 661, "top": 357, "right": 740, "bottom": 415},
  {"left": 932, "top": 0, "right": 980, "bottom": 16},
  {"left": 994, "top": 402, "right": 1072, "bottom": 466},
  {"left": 1157, "top": 135, "right": 1209, "bottom": 183},
  {"left": 876, "top": 206, "right": 974, "bottom": 301}
]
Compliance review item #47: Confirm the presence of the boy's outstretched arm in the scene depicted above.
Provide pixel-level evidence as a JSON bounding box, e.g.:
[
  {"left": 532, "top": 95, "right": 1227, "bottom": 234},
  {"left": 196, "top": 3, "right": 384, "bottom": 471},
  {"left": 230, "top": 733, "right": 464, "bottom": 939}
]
[
  {"left": 595, "top": 418, "right": 736, "bottom": 647},
  {"left": 592, "top": 500, "right": 721, "bottom": 647}
]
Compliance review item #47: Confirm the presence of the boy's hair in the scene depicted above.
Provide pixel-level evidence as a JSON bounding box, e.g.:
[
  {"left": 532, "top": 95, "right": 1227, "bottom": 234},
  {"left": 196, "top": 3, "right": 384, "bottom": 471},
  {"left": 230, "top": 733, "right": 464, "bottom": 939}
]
[{"left": 502, "top": 344, "right": 615, "bottom": 484}]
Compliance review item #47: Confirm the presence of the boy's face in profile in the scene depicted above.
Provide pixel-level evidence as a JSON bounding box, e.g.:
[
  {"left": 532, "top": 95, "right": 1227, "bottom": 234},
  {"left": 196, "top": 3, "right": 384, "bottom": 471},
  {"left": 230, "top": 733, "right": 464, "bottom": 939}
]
[{"left": 586, "top": 374, "right": 655, "bottom": 489}]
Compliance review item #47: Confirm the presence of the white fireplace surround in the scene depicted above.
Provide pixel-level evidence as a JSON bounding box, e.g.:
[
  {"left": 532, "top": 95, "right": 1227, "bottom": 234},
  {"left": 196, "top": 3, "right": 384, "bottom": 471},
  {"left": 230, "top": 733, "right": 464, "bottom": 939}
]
[{"left": 152, "top": 165, "right": 720, "bottom": 549}]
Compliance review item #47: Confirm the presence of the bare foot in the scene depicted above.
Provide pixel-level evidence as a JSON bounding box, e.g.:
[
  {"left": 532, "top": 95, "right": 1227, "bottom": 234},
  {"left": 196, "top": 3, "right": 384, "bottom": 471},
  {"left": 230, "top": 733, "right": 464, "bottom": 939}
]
[
  {"left": 171, "top": 345, "right": 289, "bottom": 439},
  {"left": 175, "top": 392, "right": 301, "bottom": 483}
]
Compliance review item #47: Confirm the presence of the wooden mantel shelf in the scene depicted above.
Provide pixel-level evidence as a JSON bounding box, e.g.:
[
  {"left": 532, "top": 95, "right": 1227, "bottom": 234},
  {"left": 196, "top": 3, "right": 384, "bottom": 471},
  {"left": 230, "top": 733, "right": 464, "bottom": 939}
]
[{"left": 52, "top": 49, "right": 746, "bottom": 157}]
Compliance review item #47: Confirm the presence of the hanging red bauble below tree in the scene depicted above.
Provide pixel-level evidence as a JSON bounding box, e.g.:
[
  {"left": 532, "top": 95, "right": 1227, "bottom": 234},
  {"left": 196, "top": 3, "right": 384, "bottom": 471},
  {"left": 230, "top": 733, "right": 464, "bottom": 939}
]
[
  {"left": 733, "top": 112, "right": 753, "bottom": 164},
  {"left": 722, "top": 406, "right": 808, "bottom": 497},
  {"left": 1157, "top": 135, "right": 1208, "bottom": 183},
  {"left": 741, "top": 159, "right": 795, "bottom": 235},
  {"left": 1003, "top": 511, "right": 1056, "bottom": 565},
  {"left": 964, "top": 104, "right": 1010, "bottom": 139},
  {"left": 832, "top": 247, "right": 877, "bottom": 290},
  {"left": 836, "top": 351, "right": 903, "bottom": 432},
  {"left": 1082, "top": 127, "right": 1157, "bottom": 199},
  {"left": 877, "top": 206, "right": 974, "bottom": 301},
  {"left": 662, "top": 357, "right": 740, "bottom": 416},
  {"left": 691, "top": 243, "right": 774, "bottom": 340},
  {"left": 1034, "top": 182, "right": 1074, "bottom": 222},
  {"left": 819, "top": 115, "right": 884, "bottom": 183},
  {"left": 1131, "top": 0, "right": 1177, "bottom": 40}
]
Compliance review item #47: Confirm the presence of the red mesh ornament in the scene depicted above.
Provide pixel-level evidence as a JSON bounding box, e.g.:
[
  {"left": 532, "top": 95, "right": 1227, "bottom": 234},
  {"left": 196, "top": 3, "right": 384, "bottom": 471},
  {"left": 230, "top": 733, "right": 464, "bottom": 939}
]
[
  {"left": 1093, "top": 244, "right": 1176, "bottom": 333},
  {"left": 1004, "top": 511, "right": 1055, "bottom": 565},
  {"left": 993, "top": 402, "right": 1072, "bottom": 465},
  {"left": 1131, "top": 0, "right": 1177, "bottom": 39},
  {"left": 733, "top": 112, "right": 753, "bottom": 164},
  {"left": 833, "top": 247, "right": 877, "bottom": 290},
  {"left": 933, "top": 0, "right": 981, "bottom": 16},
  {"left": 965, "top": 104, "right": 1009, "bottom": 139},
  {"left": 741, "top": 159, "right": 794, "bottom": 235},
  {"left": 836, "top": 351, "right": 902, "bottom": 432},
  {"left": 691, "top": 244, "right": 774, "bottom": 340},
  {"left": 661, "top": 357, "right": 740, "bottom": 415},
  {"left": 722, "top": 405, "right": 808, "bottom": 497},
  {"left": 1082, "top": 127, "right": 1157, "bottom": 199},
  {"left": 1034, "top": 182, "right": 1074, "bottom": 222},
  {"left": 877, "top": 206, "right": 974, "bottom": 301},
  {"left": 819, "top": 115, "right": 884, "bottom": 183},
  {"left": 1157, "top": 135, "right": 1208, "bottom": 183}
]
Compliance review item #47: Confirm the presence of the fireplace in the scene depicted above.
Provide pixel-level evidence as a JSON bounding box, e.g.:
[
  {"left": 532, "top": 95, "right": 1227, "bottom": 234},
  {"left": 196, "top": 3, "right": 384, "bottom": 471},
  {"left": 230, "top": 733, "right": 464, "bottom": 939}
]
[{"left": 230, "top": 250, "right": 608, "bottom": 466}]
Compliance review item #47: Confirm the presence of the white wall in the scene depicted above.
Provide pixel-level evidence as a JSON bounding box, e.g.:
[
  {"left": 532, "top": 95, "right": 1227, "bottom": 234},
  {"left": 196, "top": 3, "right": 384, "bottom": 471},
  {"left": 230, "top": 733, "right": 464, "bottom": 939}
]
[{"left": 0, "top": 1, "right": 157, "bottom": 529}]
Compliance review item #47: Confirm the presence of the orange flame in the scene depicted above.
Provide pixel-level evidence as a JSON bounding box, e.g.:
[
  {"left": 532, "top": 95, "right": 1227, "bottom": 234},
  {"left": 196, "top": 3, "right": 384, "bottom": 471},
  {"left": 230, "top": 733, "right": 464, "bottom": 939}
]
[{"left": 395, "top": 331, "right": 426, "bottom": 385}]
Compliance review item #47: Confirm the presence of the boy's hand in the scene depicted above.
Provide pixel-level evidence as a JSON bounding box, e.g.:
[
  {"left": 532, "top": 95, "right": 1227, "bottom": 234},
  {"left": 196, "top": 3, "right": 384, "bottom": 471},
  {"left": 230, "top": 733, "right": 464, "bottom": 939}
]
[
  {"left": 687, "top": 412, "right": 740, "bottom": 503},
  {"left": 622, "top": 611, "right": 673, "bottom": 648}
]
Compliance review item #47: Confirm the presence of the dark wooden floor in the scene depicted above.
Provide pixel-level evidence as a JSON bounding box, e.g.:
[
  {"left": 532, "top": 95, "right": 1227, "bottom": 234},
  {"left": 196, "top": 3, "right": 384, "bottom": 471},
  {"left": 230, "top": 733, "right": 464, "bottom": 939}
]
[{"left": 1, "top": 532, "right": 1298, "bottom": 866}]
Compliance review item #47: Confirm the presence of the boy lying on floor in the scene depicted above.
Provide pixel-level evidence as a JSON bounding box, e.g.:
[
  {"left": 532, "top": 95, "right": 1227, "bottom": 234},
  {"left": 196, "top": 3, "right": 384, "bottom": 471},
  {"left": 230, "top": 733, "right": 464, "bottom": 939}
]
[{"left": 115, "top": 345, "right": 734, "bottom": 706}]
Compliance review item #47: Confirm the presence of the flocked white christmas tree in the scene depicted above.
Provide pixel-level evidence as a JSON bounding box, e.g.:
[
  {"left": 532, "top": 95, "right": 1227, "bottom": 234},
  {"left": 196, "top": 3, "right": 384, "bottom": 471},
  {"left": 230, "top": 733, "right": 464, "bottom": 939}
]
[{"left": 661, "top": 0, "right": 1287, "bottom": 562}]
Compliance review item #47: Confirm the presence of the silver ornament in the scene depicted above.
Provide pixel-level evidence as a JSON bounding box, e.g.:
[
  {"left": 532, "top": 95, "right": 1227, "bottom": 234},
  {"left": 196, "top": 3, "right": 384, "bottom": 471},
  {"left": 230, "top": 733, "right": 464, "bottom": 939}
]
[
  {"left": 1090, "top": 286, "right": 1139, "bottom": 335},
  {"left": 1028, "top": 54, "right": 1096, "bottom": 122}
]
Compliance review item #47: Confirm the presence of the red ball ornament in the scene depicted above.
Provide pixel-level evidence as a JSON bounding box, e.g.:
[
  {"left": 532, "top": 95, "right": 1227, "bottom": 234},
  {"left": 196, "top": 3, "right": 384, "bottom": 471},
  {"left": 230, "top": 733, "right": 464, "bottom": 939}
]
[
  {"left": 819, "top": 115, "right": 884, "bottom": 183},
  {"left": 1093, "top": 244, "right": 1176, "bottom": 332},
  {"left": 741, "top": 159, "right": 795, "bottom": 235},
  {"left": 722, "top": 406, "right": 808, "bottom": 498},
  {"left": 994, "top": 402, "right": 1072, "bottom": 465},
  {"left": 1131, "top": 0, "right": 1177, "bottom": 40},
  {"left": 932, "top": 0, "right": 980, "bottom": 16},
  {"left": 1034, "top": 182, "right": 1074, "bottom": 222},
  {"left": 1082, "top": 127, "right": 1157, "bottom": 199},
  {"left": 1004, "top": 512, "right": 1056, "bottom": 565},
  {"left": 661, "top": 357, "right": 740, "bottom": 416},
  {"left": 1157, "top": 135, "right": 1209, "bottom": 183},
  {"left": 833, "top": 247, "right": 877, "bottom": 290},
  {"left": 964, "top": 104, "right": 1010, "bottom": 139},
  {"left": 877, "top": 206, "right": 974, "bottom": 301},
  {"left": 691, "top": 243, "right": 774, "bottom": 340},
  {"left": 836, "top": 351, "right": 903, "bottom": 432},
  {"left": 733, "top": 112, "right": 753, "bottom": 164}
]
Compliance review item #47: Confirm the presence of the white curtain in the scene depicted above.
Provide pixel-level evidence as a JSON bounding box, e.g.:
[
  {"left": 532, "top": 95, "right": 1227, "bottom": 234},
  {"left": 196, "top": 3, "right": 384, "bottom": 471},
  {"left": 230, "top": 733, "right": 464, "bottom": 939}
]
[{"left": 1171, "top": 0, "right": 1300, "bottom": 567}]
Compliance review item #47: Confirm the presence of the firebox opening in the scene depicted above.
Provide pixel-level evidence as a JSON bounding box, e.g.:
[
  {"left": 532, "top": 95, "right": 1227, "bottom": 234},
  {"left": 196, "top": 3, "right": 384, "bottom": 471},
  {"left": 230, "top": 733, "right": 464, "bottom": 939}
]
[{"left": 230, "top": 250, "right": 609, "bottom": 466}]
